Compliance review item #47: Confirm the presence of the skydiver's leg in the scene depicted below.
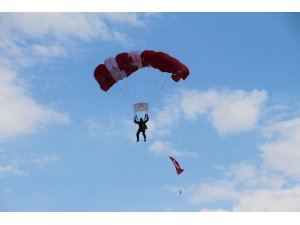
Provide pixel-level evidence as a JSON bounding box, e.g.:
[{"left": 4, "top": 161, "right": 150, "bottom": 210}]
[
  {"left": 142, "top": 131, "right": 146, "bottom": 142},
  {"left": 136, "top": 130, "right": 140, "bottom": 142}
]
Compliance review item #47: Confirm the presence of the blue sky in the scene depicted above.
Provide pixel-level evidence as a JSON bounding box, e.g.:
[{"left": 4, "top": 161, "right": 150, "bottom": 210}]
[{"left": 0, "top": 13, "right": 300, "bottom": 212}]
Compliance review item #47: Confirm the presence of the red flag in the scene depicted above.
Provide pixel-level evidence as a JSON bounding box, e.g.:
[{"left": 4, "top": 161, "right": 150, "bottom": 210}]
[{"left": 169, "top": 156, "right": 184, "bottom": 175}]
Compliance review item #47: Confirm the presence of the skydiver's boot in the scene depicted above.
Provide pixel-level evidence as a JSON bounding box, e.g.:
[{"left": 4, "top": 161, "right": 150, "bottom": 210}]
[{"left": 144, "top": 137, "right": 146, "bottom": 142}]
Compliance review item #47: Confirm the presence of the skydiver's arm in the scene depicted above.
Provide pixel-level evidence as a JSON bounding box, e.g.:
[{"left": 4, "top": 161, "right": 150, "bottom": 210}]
[{"left": 144, "top": 116, "right": 149, "bottom": 123}]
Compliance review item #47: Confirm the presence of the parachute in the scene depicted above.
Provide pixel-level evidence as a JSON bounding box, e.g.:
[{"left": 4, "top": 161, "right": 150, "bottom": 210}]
[
  {"left": 169, "top": 156, "right": 184, "bottom": 194},
  {"left": 169, "top": 156, "right": 184, "bottom": 175},
  {"left": 94, "top": 50, "right": 189, "bottom": 92}
]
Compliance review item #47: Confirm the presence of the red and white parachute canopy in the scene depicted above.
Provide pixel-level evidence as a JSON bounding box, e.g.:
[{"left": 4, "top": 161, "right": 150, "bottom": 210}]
[{"left": 94, "top": 50, "right": 189, "bottom": 92}]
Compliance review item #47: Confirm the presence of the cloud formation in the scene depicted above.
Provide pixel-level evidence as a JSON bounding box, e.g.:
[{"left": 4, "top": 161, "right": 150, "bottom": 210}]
[
  {"left": 180, "top": 89, "right": 268, "bottom": 135},
  {"left": 149, "top": 140, "right": 198, "bottom": 157},
  {"left": 0, "top": 164, "right": 25, "bottom": 177},
  {"left": 0, "top": 68, "right": 69, "bottom": 141},
  {"left": 185, "top": 160, "right": 300, "bottom": 211},
  {"left": 147, "top": 95, "right": 181, "bottom": 137},
  {"left": 0, "top": 13, "right": 150, "bottom": 67},
  {"left": 233, "top": 186, "right": 300, "bottom": 211},
  {"left": 145, "top": 88, "right": 267, "bottom": 138},
  {"left": 260, "top": 118, "right": 300, "bottom": 177},
  {"left": 0, "top": 154, "right": 59, "bottom": 178}
]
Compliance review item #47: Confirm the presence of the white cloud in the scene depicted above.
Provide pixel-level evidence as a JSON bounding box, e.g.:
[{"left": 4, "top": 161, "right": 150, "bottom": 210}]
[
  {"left": 0, "top": 13, "right": 107, "bottom": 67},
  {"left": 0, "top": 13, "right": 119, "bottom": 42},
  {"left": 224, "top": 162, "right": 257, "bottom": 182},
  {"left": 0, "top": 164, "right": 26, "bottom": 177},
  {"left": 0, "top": 67, "right": 69, "bottom": 141},
  {"left": 31, "top": 43, "right": 68, "bottom": 58},
  {"left": 0, "top": 13, "right": 153, "bottom": 67},
  {"left": 233, "top": 187, "right": 300, "bottom": 211},
  {"left": 187, "top": 180, "right": 240, "bottom": 204},
  {"left": 200, "top": 208, "right": 228, "bottom": 212},
  {"left": 184, "top": 160, "right": 299, "bottom": 211},
  {"left": 100, "top": 13, "right": 147, "bottom": 27},
  {"left": 260, "top": 118, "right": 300, "bottom": 177},
  {"left": 147, "top": 95, "right": 181, "bottom": 137},
  {"left": 149, "top": 140, "right": 198, "bottom": 157},
  {"left": 180, "top": 89, "right": 268, "bottom": 135},
  {"left": 187, "top": 177, "right": 300, "bottom": 211},
  {"left": 0, "top": 154, "right": 60, "bottom": 178},
  {"left": 180, "top": 89, "right": 219, "bottom": 120},
  {"left": 224, "top": 162, "right": 286, "bottom": 189}
]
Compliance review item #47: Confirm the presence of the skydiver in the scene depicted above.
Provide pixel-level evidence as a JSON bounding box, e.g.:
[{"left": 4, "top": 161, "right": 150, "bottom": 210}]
[{"left": 134, "top": 113, "right": 149, "bottom": 142}]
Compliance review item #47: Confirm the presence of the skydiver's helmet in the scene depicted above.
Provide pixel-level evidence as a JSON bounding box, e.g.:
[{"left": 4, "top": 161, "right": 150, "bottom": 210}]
[{"left": 140, "top": 118, "right": 143, "bottom": 122}]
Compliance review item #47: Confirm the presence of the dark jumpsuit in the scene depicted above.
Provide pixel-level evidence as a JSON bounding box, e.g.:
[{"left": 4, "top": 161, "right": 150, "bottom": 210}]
[{"left": 134, "top": 115, "right": 149, "bottom": 141}]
